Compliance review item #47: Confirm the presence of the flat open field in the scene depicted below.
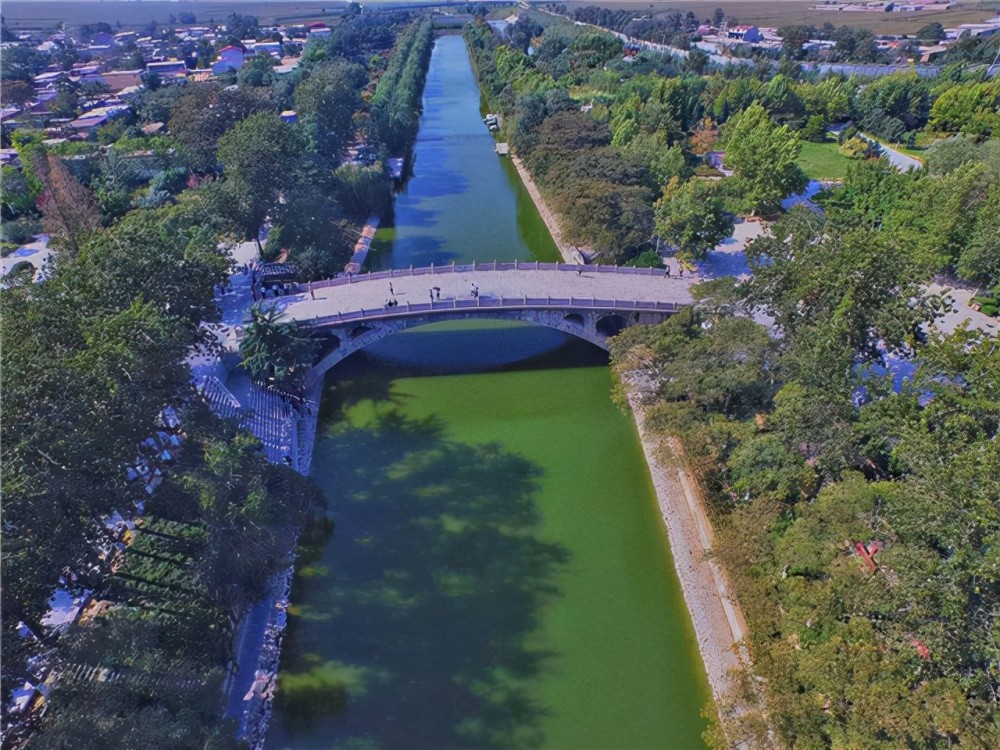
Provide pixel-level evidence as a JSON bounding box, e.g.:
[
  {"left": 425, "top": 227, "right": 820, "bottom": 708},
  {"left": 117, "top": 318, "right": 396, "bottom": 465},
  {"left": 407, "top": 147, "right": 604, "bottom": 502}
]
[
  {"left": 564, "top": 0, "right": 1000, "bottom": 33},
  {"left": 5, "top": 0, "right": 997, "bottom": 36},
  {"left": 2, "top": 1, "right": 347, "bottom": 32},
  {"left": 797, "top": 139, "right": 852, "bottom": 180}
]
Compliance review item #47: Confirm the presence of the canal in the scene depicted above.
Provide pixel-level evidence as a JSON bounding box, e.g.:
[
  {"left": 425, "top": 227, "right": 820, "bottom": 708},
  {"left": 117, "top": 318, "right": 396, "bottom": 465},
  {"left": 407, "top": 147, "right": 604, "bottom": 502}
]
[{"left": 266, "top": 34, "right": 710, "bottom": 749}]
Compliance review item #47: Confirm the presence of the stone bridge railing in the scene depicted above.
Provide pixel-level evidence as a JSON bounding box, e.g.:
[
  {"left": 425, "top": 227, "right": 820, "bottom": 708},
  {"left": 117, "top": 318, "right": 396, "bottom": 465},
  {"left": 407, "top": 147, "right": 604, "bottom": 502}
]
[
  {"left": 300, "top": 259, "right": 673, "bottom": 292},
  {"left": 302, "top": 295, "right": 682, "bottom": 328}
]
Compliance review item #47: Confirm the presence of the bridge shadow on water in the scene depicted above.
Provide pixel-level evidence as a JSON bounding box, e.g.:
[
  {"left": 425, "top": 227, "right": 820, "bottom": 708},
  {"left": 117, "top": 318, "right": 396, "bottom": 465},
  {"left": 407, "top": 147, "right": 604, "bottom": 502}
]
[
  {"left": 270, "top": 326, "right": 604, "bottom": 748},
  {"left": 316, "top": 323, "right": 609, "bottom": 421}
]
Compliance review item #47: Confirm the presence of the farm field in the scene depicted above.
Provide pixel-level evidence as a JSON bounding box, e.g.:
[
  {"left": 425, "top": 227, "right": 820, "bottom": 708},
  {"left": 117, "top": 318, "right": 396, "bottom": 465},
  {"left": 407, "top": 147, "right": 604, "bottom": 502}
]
[
  {"left": 2, "top": 1, "right": 346, "bottom": 32},
  {"left": 5, "top": 0, "right": 998, "bottom": 34},
  {"left": 796, "top": 138, "right": 853, "bottom": 181},
  {"left": 564, "top": 0, "right": 1000, "bottom": 34}
]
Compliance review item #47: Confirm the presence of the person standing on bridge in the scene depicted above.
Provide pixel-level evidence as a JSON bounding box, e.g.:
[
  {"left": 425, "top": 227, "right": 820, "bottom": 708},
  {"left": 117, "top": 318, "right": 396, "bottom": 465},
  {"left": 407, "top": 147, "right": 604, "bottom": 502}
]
[
  {"left": 389, "top": 283, "right": 394, "bottom": 295},
  {"left": 664, "top": 264, "right": 670, "bottom": 278}
]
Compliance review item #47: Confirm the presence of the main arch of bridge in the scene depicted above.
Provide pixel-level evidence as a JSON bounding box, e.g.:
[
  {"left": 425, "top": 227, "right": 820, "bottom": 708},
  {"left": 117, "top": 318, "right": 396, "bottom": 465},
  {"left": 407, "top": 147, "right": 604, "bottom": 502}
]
[{"left": 266, "top": 261, "right": 694, "bottom": 384}]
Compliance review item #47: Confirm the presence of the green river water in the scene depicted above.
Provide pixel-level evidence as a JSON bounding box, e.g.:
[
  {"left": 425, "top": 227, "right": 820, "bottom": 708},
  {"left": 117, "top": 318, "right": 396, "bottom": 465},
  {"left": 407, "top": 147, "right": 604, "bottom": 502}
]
[{"left": 266, "top": 35, "right": 710, "bottom": 749}]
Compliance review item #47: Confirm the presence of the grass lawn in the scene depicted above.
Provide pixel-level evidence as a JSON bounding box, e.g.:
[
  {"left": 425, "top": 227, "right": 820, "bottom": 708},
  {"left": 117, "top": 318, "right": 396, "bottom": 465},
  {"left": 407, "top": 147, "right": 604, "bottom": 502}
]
[{"left": 797, "top": 139, "right": 853, "bottom": 181}]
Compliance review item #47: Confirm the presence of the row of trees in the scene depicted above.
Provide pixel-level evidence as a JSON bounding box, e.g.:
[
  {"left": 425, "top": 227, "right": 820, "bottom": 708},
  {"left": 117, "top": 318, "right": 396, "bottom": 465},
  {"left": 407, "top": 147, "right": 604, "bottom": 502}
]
[
  {"left": 3, "top": 11, "right": 438, "bottom": 743},
  {"left": 1, "top": 195, "right": 324, "bottom": 745},
  {"left": 610, "top": 151, "right": 1000, "bottom": 746},
  {"left": 370, "top": 18, "right": 434, "bottom": 153}
]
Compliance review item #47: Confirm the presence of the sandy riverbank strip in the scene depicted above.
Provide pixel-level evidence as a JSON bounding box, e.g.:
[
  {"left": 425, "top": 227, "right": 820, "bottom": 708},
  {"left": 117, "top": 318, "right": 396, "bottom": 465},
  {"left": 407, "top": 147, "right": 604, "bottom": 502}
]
[
  {"left": 624, "top": 375, "right": 749, "bottom": 705},
  {"left": 510, "top": 155, "right": 585, "bottom": 265}
]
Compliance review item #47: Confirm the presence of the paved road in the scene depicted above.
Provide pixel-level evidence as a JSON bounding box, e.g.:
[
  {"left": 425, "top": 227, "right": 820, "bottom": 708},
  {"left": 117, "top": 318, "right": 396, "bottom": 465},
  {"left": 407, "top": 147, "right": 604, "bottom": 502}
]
[
  {"left": 270, "top": 266, "right": 697, "bottom": 324},
  {"left": 860, "top": 133, "right": 923, "bottom": 172}
]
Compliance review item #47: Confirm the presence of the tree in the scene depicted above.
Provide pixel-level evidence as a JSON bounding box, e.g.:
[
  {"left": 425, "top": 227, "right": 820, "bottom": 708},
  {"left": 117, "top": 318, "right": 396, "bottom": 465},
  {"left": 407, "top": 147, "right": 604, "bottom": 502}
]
[
  {"left": 240, "top": 304, "right": 318, "bottom": 387},
  {"left": 654, "top": 178, "right": 733, "bottom": 260},
  {"left": 1, "top": 79, "right": 34, "bottom": 107},
  {"left": 237, "top": 53, "right": 277, "bottom": 88},
  {"left": 33, "top": 153, "right": 101, "bottom": 255},
  {"left": 168, "top": 83, "right": 278, "bottom": 172},
  {"left": 294, "top": 59, "right": 366, "bottom": 158},
  {"left": 779, "top": 25, "right": 813, "bottom": 60},
  {"left": 225, "top": 13, "right": 259, "bottom": 43},
  {"left": 217, "top": 113, "right": 303, "bottom": 243},
  {"left": 724, "top": 102, "right": 807, "bottom": 215},
  {"left": 916, "top": 22, "right": 945, "bottom": 43},
  {"left": 800, "top": 114, "right": 828, "bottom": 143}
]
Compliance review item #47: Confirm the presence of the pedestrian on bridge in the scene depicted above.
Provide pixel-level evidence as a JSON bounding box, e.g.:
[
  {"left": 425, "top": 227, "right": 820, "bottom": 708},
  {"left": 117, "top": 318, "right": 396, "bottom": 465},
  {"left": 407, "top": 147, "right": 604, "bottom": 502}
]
[
  {"left": 664, "top": 265, "right": 670, "bottom": 277},
  {"left": 389, "top": 282, "right": 394, "bottom": 295}
]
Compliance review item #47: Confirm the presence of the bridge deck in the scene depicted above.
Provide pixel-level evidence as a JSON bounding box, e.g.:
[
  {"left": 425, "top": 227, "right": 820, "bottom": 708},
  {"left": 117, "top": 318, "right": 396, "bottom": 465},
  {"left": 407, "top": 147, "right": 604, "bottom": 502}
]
[{"left": 270, "top": 264, "right": 696, "bottom": 326}]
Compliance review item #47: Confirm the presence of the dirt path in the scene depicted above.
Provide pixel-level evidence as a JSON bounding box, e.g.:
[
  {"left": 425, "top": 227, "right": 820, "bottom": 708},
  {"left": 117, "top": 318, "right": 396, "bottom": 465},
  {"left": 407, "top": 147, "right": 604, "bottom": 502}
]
[
  {"left": 625, "top": 376, "right": 749, "bottom": 705},
  {"left": 510, "top": 155, "right": 586, "bottom": 265}
]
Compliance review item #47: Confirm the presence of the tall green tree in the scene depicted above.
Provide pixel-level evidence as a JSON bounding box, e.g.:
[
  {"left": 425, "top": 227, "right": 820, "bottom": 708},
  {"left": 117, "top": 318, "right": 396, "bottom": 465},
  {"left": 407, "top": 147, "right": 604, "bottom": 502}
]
[
  {"left": 217, "top": 112, "right": 304, "bottom": 243},
  {"left": 239, "top": 304, "right": 318, "bottom": 387},
  {"left": 654, "top": 178, "right": 733, "bottom": 260},
  {"left": 724, "top": 101, "right": 807, "bottom": 215},
  {"left": 294, "top": 59, "right": 366, "bottom": 158}
]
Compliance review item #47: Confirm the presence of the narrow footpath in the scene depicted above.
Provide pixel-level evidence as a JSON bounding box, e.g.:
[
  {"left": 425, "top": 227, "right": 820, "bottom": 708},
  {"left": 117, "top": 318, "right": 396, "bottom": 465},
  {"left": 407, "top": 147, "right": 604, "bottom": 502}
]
[{"left": 625, "top": 373, "right": 749, "bottom": 704}]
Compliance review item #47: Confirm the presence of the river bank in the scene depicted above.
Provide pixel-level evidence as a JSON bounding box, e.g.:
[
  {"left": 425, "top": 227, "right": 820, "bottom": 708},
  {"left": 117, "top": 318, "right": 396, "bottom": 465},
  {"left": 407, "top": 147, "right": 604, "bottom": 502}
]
[
  {"left": 510, "top": 154, "right": 587, "bottom": 265},
  {"left": 623, "top": 372, "right": 749, "bottom": 706}
]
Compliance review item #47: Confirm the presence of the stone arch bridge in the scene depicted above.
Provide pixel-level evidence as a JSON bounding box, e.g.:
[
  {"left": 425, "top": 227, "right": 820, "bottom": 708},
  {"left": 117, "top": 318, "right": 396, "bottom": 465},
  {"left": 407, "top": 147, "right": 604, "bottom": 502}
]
[{"left": 267, "top": 261, "right": 695, "bottom": 385}]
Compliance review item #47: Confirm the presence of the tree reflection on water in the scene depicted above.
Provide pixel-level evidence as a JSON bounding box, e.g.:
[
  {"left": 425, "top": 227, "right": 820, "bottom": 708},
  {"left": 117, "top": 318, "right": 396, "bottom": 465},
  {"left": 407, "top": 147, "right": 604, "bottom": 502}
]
[{"left": 272, "top": 407, "right": 569, "bottom": 749}]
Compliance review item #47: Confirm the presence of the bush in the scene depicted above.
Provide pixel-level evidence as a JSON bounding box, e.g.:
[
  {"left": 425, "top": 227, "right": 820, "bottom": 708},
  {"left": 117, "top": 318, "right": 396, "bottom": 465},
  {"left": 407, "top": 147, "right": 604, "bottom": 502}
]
[
  {"left": 693, "top": 164, "right": 723, "bottom": 178},
  {"left": 837, "top": 125, "right": 858, "bottom": 144},
  {"left": 0, "top": 218, "right": 41, "bottom": 246},
  {"left": 149, "top": 167, "right": 189, "bottom": 196},
  {"left": 624, "top": 249, "right": 662, "bottom": 268},
  {"left": 840, "top": 137, "right": 873, "bottom": 159},
  {"left": 800, "top": 114, "right": 828, "bottom": 143}
]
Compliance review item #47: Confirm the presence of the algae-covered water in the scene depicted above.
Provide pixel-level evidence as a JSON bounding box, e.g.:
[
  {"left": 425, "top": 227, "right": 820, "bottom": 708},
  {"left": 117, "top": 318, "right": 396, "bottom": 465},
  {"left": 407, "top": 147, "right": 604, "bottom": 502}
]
[{"left": 265, "top": 35, "right": 710, "bottom": 750}]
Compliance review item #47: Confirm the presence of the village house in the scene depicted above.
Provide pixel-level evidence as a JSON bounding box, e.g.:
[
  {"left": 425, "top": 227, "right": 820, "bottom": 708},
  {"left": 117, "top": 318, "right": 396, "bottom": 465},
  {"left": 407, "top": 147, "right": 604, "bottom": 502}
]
[
  {"left": 211, "top": 45, "right": 245, "bottom": 75},
  {"left": 726, "top": 25, "right": 762, "bottom": 43},
  {"left": 308, "top": 22, "right": 332, "bottom": 38}
]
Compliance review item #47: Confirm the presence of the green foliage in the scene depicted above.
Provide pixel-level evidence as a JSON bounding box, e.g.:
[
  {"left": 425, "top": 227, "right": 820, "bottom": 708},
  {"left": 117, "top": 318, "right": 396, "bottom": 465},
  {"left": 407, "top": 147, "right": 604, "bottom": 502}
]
[
  {"left": 294, "top": 58, "right": 366, "bottom": 158},
  {"left": 854, "top": 72, "right": 931, "bottom": 142},
  {"left": 724, "top": 102, "right": 808, "bottom": 215},
  {"left": 623, "top": 249, "right": 662, "bottom": 268},
  {"left": 217, "top": 112, "right": 304, "bottom": 241},
  {"left": 799, "top": 114, "right": 828, "bottom": 143},
  {"left": 371, "top": 18, "right": 434, "bottom": 153},
  {"left": 240, "top": 304, "right": 319, "bottom": 387},
  {"left": 168, "top": 83, "right": 280, "bottom": 172},
  {"left": 654, "top": 178, "right": 733, "bottom": 261},
  {"left": 522, "top": 109, "right": 654, "bottom": 261}
]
